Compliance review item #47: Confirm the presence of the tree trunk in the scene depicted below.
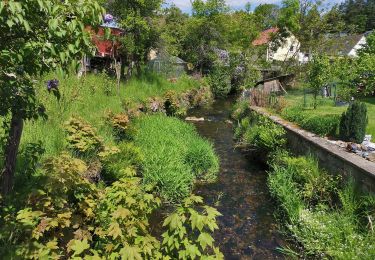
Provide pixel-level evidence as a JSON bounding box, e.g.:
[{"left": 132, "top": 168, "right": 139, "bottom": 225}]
[{"left": 1, "top": 115, "right": 23, "bottom": 195}]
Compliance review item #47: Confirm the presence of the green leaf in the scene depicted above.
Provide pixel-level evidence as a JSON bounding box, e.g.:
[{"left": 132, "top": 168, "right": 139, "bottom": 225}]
[
  {"left": 49, "top": 18, "right": 58, "bottom": 30},
  {"left": 197, "top": 232, "right": 214, "bottom": 250},
  {"left": 107, "top": 222, "right": 122, "bottom": 239},
  {"left": 119, "top": 245, "right": 142, "bottom": 260},
  {"left": 70, "top": 239, "right": 90, "bottom": 256},
  {"left": 190, "top": 210, "right": 205, "bottom": 231},
  {"left": 6, "top": 19, "right": 15, "bottom": 28}
]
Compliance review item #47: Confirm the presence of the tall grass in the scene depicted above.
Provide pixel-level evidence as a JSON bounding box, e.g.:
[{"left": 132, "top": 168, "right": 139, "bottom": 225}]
[
  {"left": 233, "top": 98, "right": 375, "bottom": 258},
  {"left": 131, "top": 114, "right": 219, "bottom": 202},
  {"left": 19, "top": 72, "right": 200, "bottom": 157},
  {"left": 268, "top": 151, "right": 375, "bottom": 259}
]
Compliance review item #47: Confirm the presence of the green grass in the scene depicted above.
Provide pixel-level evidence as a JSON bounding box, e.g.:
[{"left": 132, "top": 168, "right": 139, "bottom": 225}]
[
  {"left": 268, "top": 151, "right": 375, "bottom": 259},
  {"left": 282, "top": 89, "right": 375, "bottom": 137},
  {"left": 131, "top": 114, "right": 219, "bottom": 202},
  {"left": 20, "top": 72, "right": 201, "bottom": 157}
]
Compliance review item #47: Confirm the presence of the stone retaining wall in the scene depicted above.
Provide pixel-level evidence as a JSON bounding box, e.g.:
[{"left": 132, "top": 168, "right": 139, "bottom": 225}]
[{"left": 250, "top": 106, "right": 375, "bottom": 193}]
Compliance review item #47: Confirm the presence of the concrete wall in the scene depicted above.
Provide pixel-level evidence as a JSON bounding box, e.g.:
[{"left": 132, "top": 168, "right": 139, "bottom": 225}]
[{"left": 251, "top": 107, "right": 375, "bottom": 193}]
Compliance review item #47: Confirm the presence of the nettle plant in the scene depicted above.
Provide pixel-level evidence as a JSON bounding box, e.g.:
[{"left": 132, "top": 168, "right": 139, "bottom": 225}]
[{"left": 0, "top": 0, "right": 104, "bottom": 195}]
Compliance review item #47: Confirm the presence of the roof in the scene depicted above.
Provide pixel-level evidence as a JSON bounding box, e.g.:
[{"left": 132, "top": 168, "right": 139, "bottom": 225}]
[
  {"left": 150, "top": 53, "right": 187, "bottom": 64},
  {"left": 252, "top": 27, "right": 279, "bottom": 46},
  {"left": 323, "top": 34, "right": 365, "bottom": 56}
]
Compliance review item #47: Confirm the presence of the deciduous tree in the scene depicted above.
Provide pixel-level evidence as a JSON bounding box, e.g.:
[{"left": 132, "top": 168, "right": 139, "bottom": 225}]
[{"left": 0, "top": 0, "right": 103, "bottom": 195}]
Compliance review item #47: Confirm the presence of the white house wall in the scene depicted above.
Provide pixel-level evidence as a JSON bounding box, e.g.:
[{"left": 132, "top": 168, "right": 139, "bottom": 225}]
[{"left": 268, "top": 35, "right": 300, "bottom": 62}]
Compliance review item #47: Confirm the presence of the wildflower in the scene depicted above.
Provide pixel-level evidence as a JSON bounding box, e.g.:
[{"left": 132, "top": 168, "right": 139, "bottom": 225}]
[
  {"left": 46, "top": 79, "right": 59, "bottom": 91},
  {"left": 104, "top": 14, "right": 114, "bottom": 23}
]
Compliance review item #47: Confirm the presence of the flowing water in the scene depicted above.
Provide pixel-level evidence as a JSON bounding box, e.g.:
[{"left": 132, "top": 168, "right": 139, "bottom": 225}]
[{"left": 187, "top": 97, "right": 288, "bottom": 259}]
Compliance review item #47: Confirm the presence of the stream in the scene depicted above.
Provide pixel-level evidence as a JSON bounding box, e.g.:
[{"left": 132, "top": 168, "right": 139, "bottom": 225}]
[{"left": 187, "top": 97, "right": 288, "bottom": 259}]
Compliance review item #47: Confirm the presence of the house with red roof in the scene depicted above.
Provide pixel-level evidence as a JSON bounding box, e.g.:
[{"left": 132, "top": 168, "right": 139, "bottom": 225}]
[{"left": 252, "top": 27, "right": 301, "bottom": 62}]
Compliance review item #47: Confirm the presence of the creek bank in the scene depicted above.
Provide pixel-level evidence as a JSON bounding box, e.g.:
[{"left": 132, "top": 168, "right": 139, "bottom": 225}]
[
  {"left": 250, "top": 106, "right": 375, "bottom": 193},
  {"left": 232, "top": 103, "right": 375, "bottom": 259}
]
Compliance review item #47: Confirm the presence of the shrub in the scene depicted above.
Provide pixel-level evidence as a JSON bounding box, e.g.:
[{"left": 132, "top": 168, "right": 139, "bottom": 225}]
[
  {"left": 95, "top": 177, "right": 162, "bottom": 259},
  {"left": 282, "top": 108, "right": 340, "bottom": 137},
  {"left": 131, "top": 115, "right": 219, "bottom": 202},
  {"left": 339, "top": 101, "right": 368, "bottom": 143},
  {"left": 208, "top": 65, "right": 232, "bottom": 98},
  {"left": 0, "top": 153, "right": 98, "bottom": 258},
  {"left": 64, "top": 117, "right": 103, "bottom": 157},
  {"left": 161, "top": 195, "right": 223, "bottom": 259},
  {"left": 241, "top": 113, "right": 286, "bottom": 152},
  {"left": 105, "top": 111, "right": 131, "bottom": 141}
]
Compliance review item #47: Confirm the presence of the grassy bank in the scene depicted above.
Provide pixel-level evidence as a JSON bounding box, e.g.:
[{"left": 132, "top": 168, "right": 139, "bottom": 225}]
[
  {"left": 233, "top": 102, "right": 375, "bottom": 259},
  {"left": 0, "top": 72, "right": 223, "bottom": 258},
  {"left": 20, "top": 72, "right": 202, "bottom": 157},
  {"left": 281, "top": 89, "right": 375, "bottom": 137}
]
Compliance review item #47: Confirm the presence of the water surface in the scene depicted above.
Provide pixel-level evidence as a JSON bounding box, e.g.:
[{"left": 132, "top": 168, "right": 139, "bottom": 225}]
[{"left": 188, "top": 97, "right": 287, "bottom": 259}]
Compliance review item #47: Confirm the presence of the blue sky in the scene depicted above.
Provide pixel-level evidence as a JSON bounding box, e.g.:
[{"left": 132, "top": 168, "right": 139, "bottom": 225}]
[{"left": 166, "top": 0, "right": 347, "bottom": 13}]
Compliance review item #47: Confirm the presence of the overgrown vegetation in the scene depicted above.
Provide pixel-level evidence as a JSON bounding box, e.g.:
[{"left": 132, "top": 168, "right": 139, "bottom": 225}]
[
  {"left": 233, "top": 100, "right": 375, "bottom": 259},
  {"left": 131, "top": 114, "right": 219, "bottom": 202},
  {"left": 0, "top": 71, "right": 223, "bottom": 258}
]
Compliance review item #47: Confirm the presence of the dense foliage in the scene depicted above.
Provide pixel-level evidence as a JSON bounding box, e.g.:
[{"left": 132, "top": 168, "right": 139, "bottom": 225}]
[
  {"left": 0, "top": 0, "right": 104, "bottom": 194},
  {"left": 131, "top": 115, "right": 219, "bottom": 202},
  {"left": 268, "top": 151, "right": 375, "bottom": 259},
  {"left": 282, "top": 107, "right": 340, "bottom": 137},
  {"left": 233, "top": 101, "right": 375, "bottom": 258},
  {"left": 0, "top": 71, "right": 222, "bottom": 258}
]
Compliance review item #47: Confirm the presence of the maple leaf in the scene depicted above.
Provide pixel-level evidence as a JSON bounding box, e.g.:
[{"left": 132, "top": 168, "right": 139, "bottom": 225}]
[
  {"left": 70, "top": 239, "right": 90, "bottom": 256},
  {"left": 112, "top": 207, "right": 131, "bottom": 220},
  {"left": 108, "top": 222, "right": 123, "bottom": 239},
  {"left": 197, "top": 232, "right": 214, "bottom": 250}
]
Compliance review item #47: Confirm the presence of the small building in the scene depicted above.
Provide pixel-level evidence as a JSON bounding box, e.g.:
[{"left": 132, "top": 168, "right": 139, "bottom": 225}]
[
  {"left": 148, "top": 51, "right": 188, "bottom": 78},
  {"left": 252, "top": 27, "right": 301, "bottom": 62},
  {"left": 84, "top": 19, "right": 124, "bottom": 73}
]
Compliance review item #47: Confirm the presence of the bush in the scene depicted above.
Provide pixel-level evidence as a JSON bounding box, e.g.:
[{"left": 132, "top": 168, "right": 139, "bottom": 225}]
[
  {"left": 208, "top": 65, "right": 232, "bottom": 98},
  {"left": 240, "top": 112, "right": 286, "bottom": 152},
  {"left": 131, "top": 114, "right": 219, "bottom": 202},
  {"left": 339, "top": 101, "right": 368, "bottom": 143},
  {"left": 282, "top": 108, "right": 340, "bottom": 137},
  {"left": 105, "top": 111, "right": 130, "bottom": 141},
  {"left": 64, "top": 117, "right": 103, "bottom": 157}
]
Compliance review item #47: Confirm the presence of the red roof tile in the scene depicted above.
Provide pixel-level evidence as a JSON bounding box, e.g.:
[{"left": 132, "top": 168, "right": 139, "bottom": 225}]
[{"left": 252, "top": 27, "right": 279, "bottom": 46}]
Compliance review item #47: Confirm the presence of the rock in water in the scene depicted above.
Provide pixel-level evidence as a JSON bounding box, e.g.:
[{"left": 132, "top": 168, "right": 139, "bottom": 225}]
[{"left": 185, "top": 117, "right": 205, "bottom": 122}]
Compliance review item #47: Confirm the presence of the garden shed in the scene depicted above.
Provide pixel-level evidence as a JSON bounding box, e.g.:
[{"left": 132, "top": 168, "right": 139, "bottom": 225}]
[{"left": 148, "top": 52, "right": 188, "bottom": 78}]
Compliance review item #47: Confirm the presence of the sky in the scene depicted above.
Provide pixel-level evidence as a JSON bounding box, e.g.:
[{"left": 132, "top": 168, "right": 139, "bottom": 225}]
[{"left": 166, "top": 0, "right": 347, "bottom": 13}]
